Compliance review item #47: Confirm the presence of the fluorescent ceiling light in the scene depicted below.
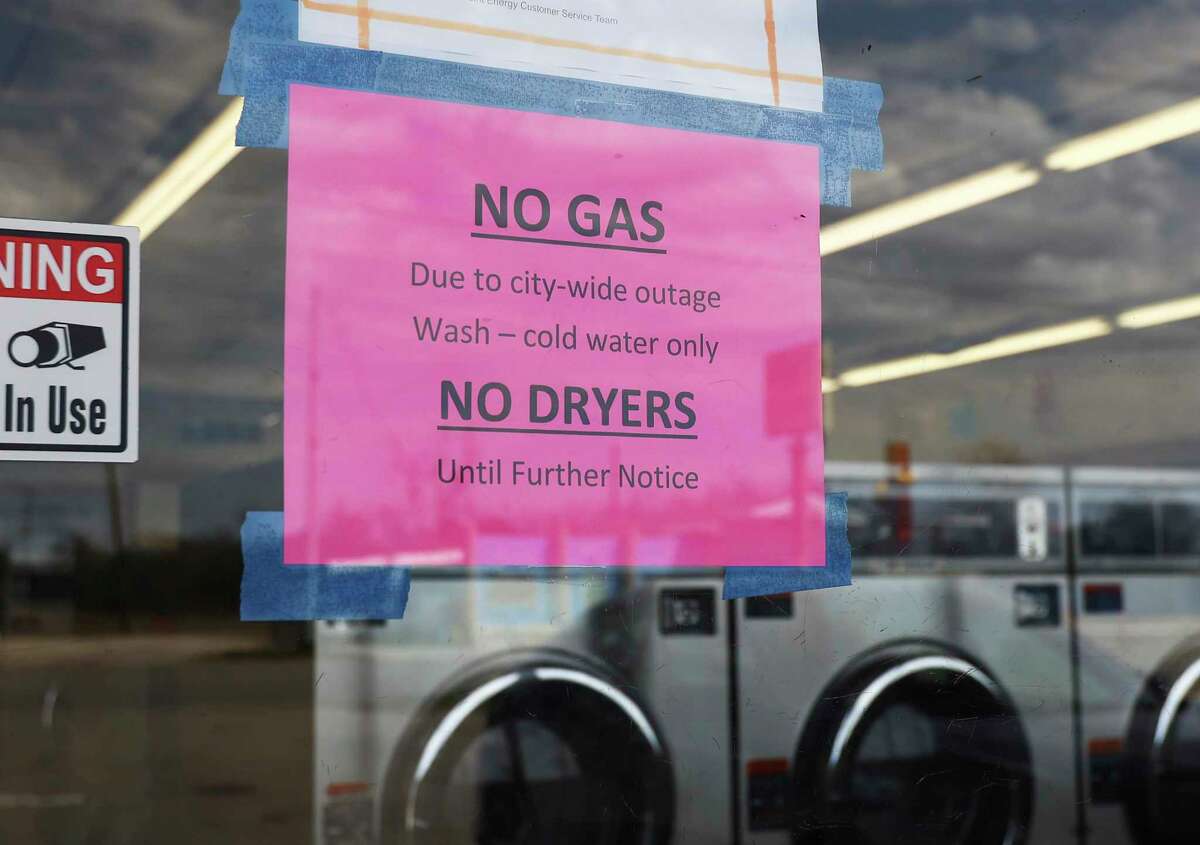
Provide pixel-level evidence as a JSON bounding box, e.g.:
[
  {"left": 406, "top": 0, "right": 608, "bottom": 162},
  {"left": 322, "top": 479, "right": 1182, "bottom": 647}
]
[
  {"left": 820, "top": 161, "right": 1040, "bottom": 256},
  {"left": 1117, "top": 294, "right": 1200, "bottom": 329},
  {"left": 947, "top": 318, "right": 1113, "bottom": 366},
  {"left": 112, "top": 98, "right": 245, "bottom": 240},
  {"left": 823, "top": 96, "right": 1200, "bottom": 257},
  {"left": 821, "top": 377, "right": 839, "bottom": 394},
  {"left": 837, "top": 317, "right": 1112, "bottom": 388},
  {"left": 822, "top": 95, "right": 1200, "bottom": 391},
  {"left": 1044, "top": 97, "right": 1200, "bottom": 172},
  {"left": 838, "top": 353, "right": 953, "bottom": 387}
]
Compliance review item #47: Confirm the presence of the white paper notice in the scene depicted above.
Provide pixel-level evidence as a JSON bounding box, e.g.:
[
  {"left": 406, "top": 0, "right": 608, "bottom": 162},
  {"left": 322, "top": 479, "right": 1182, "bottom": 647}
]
[{"left": 299, "top": 0, "right": 824, "bottom": 112}]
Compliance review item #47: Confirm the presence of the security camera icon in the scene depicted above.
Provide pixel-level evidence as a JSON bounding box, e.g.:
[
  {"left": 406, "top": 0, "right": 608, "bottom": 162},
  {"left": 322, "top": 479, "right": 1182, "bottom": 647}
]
[{"left": 8, "top": 322, "right": 106, "bottom": 370}]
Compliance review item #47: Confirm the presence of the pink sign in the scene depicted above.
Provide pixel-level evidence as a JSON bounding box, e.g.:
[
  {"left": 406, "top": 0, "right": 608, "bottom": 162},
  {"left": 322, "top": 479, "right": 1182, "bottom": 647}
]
[{"left": 284, "top": 84, "right": 824, "bottom": 567}]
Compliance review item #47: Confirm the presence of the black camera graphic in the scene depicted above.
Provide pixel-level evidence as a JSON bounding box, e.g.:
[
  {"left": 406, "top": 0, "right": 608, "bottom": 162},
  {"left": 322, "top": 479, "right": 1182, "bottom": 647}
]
[{"left": 8, "top": 322, "right": 106, "bottom": 370}]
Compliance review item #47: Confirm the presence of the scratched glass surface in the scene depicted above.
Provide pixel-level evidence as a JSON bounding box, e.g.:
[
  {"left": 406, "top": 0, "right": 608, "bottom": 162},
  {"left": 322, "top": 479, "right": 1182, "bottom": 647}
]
[{"left": 1, "top": 2, "right": 1199, "bottom": 844}]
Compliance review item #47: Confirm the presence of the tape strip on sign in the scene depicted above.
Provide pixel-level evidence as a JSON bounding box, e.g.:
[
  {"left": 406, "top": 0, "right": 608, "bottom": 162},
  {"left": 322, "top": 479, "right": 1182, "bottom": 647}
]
[
  {"left": 219, "top": 0, "right": 299, "bottom": 96},
  {"left": 240, "top": 497, "right": 848, "bottom": 621},
  {"left": 722, "top": 493, "right": 852, "bottom": 600},
  {"left": 240, "top": 511, "right": 411, "bottom": 621},
  {"left": 218, "top": 0, "right": 883, "bottom": 207}
]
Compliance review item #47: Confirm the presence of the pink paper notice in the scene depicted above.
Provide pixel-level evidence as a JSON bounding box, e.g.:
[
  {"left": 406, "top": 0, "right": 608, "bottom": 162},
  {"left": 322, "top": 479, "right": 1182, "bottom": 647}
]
[{"left": 284, "top": 84, "right": 824, "bottom": 567}]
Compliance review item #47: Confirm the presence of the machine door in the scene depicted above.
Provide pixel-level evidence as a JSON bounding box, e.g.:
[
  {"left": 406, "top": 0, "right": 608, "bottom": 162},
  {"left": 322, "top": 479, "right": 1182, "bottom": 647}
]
[
  {"left": 380, "top": 651, "right": 674, "bottom": 845},
  {"left": 792, "top": 642, "right": 1033, "bottom": 845},
  {"left": 1124, "top": 644, "right": 1200, "bottom": 844}
]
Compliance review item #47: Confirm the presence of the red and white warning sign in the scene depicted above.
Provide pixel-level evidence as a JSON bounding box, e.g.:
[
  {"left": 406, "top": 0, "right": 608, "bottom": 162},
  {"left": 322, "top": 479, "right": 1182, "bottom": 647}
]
[{"left": 0, "top": 218, "right": 139, "bottom": 462}]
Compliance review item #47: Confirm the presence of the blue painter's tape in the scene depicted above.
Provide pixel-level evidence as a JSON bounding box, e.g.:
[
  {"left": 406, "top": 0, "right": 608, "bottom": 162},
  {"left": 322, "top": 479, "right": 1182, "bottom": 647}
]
[
  {"left": 240, "top": 512, "right": 410, "bottom": 621},
  {"left": 219, "top": 0, "right": 297, "bottom": 97},
  {"left": 219, "top": 0, "right": 882, "bottom": 206},
  {"left": 722, "top": 493, "right": 852, "bottom": 599}
]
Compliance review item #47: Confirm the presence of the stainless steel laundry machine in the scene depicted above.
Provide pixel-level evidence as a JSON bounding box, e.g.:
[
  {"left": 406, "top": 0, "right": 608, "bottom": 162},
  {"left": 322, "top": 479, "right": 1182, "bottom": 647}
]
[
  {"left": 735, "top": 462, "right": 1077, "bottom": 845},
  {"left": 313, "top": 538, "right": 734, "bottom": 845},
  {"left": 1071, "top": 467, "right": 1200, "bottom": 845}
]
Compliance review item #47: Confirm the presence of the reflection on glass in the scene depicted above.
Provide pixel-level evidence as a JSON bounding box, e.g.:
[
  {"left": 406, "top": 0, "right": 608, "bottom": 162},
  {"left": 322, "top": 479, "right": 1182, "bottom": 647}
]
[{"left": 388, "top": 674, "right": 673, "bottom": 844}]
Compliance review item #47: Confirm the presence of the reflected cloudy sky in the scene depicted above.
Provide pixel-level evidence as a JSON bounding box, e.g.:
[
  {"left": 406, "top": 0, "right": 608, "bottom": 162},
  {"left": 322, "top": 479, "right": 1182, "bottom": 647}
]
[
  {"left": 818, "top": 0, "right": 1200, "bottom": 463},
  {"left": 1, "top": 0, "right": 1198, "bottom": 543}
]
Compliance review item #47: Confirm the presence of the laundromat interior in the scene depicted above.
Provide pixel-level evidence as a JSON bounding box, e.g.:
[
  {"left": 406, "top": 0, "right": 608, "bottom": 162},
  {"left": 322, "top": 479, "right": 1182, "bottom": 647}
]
[{"left": 2, "top": 1, "right": 1200, "bottom": 844}]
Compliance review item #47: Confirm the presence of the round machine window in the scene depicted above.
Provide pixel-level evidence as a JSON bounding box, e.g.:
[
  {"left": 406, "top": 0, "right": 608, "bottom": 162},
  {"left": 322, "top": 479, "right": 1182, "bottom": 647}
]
[
  {"left": 793, "top": 644, "right": 1033, "bottom": 845},
  {"left": 1125, "top": 650, "right": 1200, "bottom": 844},
  {"left": 380, "top": 654, "right": 674, "bottom": 845}
]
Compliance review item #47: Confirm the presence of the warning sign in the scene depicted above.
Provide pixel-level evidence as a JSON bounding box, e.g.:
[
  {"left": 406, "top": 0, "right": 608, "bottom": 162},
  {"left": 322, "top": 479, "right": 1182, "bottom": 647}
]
[
  {"left": 0, "top": 218, "right": 139, "bottom": 462},
  {"left": 282, "top": 87, "right": 826, "bottom": 568}
]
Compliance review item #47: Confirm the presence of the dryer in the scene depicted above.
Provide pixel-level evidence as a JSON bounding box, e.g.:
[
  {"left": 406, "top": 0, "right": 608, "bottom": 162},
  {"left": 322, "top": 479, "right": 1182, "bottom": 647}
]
[
  {"left": 313, "top": 541, "right": 734, "bottom": 845},
  {"left": 1071, "top": 468, "right": 1200, "bottom": 845},
  {"left": 735, "top": 463, "right": 1077, "bottom": 845}
]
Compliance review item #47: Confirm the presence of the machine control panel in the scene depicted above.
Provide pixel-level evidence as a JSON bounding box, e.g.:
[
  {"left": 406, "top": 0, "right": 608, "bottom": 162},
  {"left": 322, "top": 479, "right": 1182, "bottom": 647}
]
[
  {"left": 1014, "top": 584, "right": 1061, "bottom": 627},
  {"left": 658, "top": 588, "right": 717, "bottom": 635}
]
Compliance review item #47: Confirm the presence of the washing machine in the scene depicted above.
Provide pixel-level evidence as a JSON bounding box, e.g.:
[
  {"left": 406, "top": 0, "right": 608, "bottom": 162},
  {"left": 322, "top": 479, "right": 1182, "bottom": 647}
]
[
  {"left": 1071, "top": 467, "right": 1200, "bottom": 845},
  {"left": 313, "top": 536, "right": 734, "bottom": 845},
  {"left": 735, "top": 462, "right": 1078, "bottom": 845}
]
